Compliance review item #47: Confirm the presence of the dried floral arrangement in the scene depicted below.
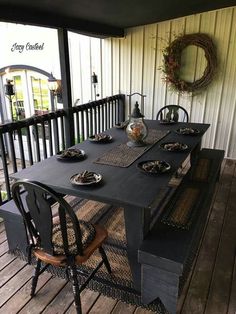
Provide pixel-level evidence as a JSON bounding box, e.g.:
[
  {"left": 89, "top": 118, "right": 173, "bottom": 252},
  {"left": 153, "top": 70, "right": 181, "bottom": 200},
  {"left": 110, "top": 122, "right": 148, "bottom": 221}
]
[{"left": 162, "top": 33, "right": 217, "bottom": 93}]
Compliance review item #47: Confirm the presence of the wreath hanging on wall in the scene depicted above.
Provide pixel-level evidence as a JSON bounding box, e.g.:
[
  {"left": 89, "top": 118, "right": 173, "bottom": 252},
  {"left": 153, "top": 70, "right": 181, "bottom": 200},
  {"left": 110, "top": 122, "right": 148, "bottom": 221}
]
[{"left": 162, "top": 33, "right": 217, "bottom": 93}]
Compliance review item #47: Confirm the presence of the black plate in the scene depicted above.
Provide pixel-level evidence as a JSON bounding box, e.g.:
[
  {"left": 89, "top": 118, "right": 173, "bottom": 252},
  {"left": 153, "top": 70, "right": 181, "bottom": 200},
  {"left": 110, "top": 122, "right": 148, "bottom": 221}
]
[
  {"left": 160, "top": 142, "right": 188, "bottom": 152},
  {"left": 137, "top": 160, "right": 171, "bottom": 175},
  {"left": 114, "top": 121, "right": 129, "bottom": 129},
  {"left": 176, "top": 127, "right": 200, "bottom": 135},
  {"left": 56, "top": 149, "right": 85, "bottom": 161},
  {"left": 70, "top": 172, "right": 102, "bottom": 186},
  {"left": 88, "top": 134, "right": 112, "bottom": 143}
]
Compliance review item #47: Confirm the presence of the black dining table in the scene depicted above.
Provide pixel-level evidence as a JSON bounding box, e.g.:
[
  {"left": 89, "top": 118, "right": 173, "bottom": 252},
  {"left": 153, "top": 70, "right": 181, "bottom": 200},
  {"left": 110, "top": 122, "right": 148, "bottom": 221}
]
[{"left": 11, "top": 119, "right": 210, "bottom": 292}]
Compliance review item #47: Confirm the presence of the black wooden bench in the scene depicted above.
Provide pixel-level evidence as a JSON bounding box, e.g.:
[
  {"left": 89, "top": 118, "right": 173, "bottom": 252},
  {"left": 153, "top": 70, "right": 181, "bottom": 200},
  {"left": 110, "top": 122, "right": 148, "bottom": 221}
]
[
  {"left": 0, "top": 195, "right": 29, "bottom": 256},
  {"left": 138, "top": 148, "right": 224, "bottom": 314}
]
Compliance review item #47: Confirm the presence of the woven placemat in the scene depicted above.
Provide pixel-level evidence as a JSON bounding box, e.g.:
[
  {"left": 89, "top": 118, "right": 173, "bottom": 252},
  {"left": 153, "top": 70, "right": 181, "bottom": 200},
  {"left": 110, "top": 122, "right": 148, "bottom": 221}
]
[
  {"left": 94, "top": 129, "right": 169, "bottom": 167},
  {"left": 161, "top": 187, "right": 200, "bottom": 230}
]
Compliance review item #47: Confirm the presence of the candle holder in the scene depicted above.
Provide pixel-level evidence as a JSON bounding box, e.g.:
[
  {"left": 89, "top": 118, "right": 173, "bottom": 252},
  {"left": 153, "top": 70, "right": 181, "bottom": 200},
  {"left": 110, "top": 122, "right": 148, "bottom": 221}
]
[{"left": 126, "top": 101, "right": 148, "bottom": 147}]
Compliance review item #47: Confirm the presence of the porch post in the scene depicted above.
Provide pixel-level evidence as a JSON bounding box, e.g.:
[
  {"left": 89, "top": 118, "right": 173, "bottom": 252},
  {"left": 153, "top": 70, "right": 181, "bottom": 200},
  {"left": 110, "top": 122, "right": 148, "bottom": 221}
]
[
  {"left": 57, "top": 28, "right": 74, "bottom": 147},
  {"left": 119, "top": 94, "right": 126, "bottom": 122}
]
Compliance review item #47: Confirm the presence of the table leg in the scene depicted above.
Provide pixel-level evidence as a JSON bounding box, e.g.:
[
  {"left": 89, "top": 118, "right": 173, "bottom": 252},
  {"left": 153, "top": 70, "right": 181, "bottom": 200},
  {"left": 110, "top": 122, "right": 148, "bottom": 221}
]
[
  {"left": 124, "top": 206, "right": 150, "bottom": 291},
  {"left": 190, "top": 141, "right": 201, "bottom": 166}
]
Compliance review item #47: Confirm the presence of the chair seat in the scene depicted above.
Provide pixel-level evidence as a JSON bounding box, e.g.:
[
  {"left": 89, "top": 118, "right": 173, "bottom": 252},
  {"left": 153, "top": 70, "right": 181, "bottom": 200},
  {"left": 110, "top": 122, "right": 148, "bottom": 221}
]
[
  {"left": 52, "top": 217, "right": 96, "bottom": 255},
  {"left": 33, "top": 224, "right": 108, "bottom": 267}
]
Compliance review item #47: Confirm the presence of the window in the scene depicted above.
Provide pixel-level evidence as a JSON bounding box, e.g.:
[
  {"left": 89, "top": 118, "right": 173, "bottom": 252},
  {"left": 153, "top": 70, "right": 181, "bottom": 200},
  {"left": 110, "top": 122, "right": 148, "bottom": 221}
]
[{"left": 31, "top": 77, "right": 50, "bottom": 115}]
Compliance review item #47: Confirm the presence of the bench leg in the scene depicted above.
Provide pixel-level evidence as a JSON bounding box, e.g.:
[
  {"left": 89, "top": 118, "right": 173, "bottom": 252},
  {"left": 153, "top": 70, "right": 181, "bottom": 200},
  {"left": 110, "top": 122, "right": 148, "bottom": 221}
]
[
  {"left": 2, "top": 213, "right": 29, "bottom": 257},
  {"left": 141, "top": 264, "right": 179, "bottom": 314}
]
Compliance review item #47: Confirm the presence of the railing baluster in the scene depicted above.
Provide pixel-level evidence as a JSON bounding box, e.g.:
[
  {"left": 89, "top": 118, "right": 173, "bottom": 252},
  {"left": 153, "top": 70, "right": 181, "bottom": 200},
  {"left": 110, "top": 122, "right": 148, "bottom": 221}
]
[
  {"left": 102, "top": 103, "right": 105, "bottom": 132},
  {"left": 108, "top": 98, "right": 111, "bottom": 128},
  {"left": 8, "top": 130, "right": 17, "bottom": 173},
  {"left": 85, "top": 108, "right": 89, "bottom": 138},
  {"left": 60, "top": 115, "right": 65, "bottom": 150},
  {"left": 112, "top": 99, "right": 115, "bottom": 126},
  {"left": 75, "top": 112, "right": 80, "bottom": 144},
  {"left": 33, "top": 123, "right": 41, "bottom": 162},
  {"left": 98, "top": 104, "right": 101, "bottom": 133},
  {"left": 94, "top": 105, "right": 97, "bottom": 134},
  {"left": 107, "top": 99, "right": 113, "bottom": 128},
  {"left": 47, "top": 119, "right": 53, "bottom": 156},
  {"left": 41, "top": 120, "right": 47, "bottom": 159},
  {"left": 0, "top": 130, "right": 11, "bottom": 202},
  {"left": 115, "top": 99, "right": 118, "bottom": 124},
  {"left": 81, "top": 109, "right": 85, "bottom": 142},
  {"left": 118, "top": 94, "right": 125, "bottom": 123},
  {"left": 26, "top": 125, "right": 33, "bottom": 165},
  {"left": 53, "top": 117, "right": 60, "bottom": 153},
  {"left": 89, "top": 107, "right": 93, "bottom": 136},
  {"left": 16, "top": 127, "right": 26, "bottom": 169}
]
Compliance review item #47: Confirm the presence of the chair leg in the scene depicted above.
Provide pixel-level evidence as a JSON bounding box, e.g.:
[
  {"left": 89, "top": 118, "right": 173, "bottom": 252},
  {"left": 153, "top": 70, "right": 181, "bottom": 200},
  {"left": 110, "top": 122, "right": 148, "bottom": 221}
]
[
  {"left": 31, "top": 259, "right": 41, "bottom": 297},
  {"left": 69, "top": 265, "right": 82, "bottom": 314},
  {"left": 99, "top": 246, "right": 112, "bottom": 274}
]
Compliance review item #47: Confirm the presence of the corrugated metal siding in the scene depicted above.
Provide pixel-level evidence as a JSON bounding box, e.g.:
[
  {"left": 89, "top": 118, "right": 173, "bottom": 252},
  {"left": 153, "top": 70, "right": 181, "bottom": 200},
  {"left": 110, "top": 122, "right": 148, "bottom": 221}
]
[
  {"left": 69, "top": 6, "right": 236, "bottom": 158},
  {"left": 108, "top": 6, "right": 236, "bottom": 158}
]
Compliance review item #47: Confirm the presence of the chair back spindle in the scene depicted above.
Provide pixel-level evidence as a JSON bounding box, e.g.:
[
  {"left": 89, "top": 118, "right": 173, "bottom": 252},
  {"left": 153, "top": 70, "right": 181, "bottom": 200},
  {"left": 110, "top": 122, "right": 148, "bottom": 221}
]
[{"left": 156, "top": 105, "right": 189, "bottom": 122}]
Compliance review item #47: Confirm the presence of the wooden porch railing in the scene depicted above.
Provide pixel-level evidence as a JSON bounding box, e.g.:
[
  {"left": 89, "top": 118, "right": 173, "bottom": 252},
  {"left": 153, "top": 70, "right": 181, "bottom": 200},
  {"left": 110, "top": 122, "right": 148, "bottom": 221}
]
[
  {"left": 0, "top": 94, "right": 125, "bottom": 204},
  {"left": 72, "top": 95, "right": 125, "bottom": 142}
]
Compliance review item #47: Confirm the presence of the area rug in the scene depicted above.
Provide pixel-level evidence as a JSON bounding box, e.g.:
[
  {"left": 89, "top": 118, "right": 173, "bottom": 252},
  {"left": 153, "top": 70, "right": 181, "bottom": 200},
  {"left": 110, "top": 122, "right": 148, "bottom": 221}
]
[{"left": 48, "top": 195, "right": 168, "bottom": 313}]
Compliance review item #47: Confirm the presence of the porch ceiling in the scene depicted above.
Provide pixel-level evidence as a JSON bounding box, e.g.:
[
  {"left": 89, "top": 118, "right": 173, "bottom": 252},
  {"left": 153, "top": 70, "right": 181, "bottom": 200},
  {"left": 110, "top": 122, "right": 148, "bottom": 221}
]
[{"left": 0, "top": 0, "right": 236, "bottom": 37}]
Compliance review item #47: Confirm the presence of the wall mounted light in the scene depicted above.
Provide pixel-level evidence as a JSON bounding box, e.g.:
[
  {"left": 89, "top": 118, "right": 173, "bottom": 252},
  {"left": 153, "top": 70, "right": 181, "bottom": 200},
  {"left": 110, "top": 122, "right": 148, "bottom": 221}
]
[{"left": 91, "top": 72, "right": 100, "bottom": 101}]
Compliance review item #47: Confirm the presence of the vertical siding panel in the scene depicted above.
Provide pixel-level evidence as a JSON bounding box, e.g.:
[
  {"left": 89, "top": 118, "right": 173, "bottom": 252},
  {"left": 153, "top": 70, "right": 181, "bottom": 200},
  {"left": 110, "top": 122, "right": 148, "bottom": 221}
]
[
  {"left": 215, "top": 8, "right": 235, "bottom": 153},
  {"left": 196, "top": 11, "right": 217, "bottom": 149},
  {"left": 191, "top": 11, "right": 217, "bottom": 124},
  {"left": 130, "top": 26, "right": 145, "bottom": 103},
  {"left": 79, "top": 36, "right": 93, "bottom": 102},
  {"left": 142, "top": 23, "right": 157, "bottom": 119},
  {"left": 165, "top": 18, "right": 186, "bottom": 108},
  {"left": 179, "top": 14, "right": 201, "bottom": 119},
  {"left": 153, "top": 20, "right": 171, "bottom": 118},
  {"left": 68, "top": 32, "right": 83, "bottom": 104},
  {"left": 91, "top": 37, "right": 102, "bottom": 100},
  {"left": 203, "top": 9, "right": 232, "bottom": 149},
  {"left": 120, "top": 33, "right": 132, "bottom": 116},
  {"left": 112, "top": 38, "right": 121, "bottom": 95},
  {"left": 101, "top": 38, "right": 112, "bottom": 98},
  {"left": 227, "top": 103, "right": 236, "bottom": 157}
]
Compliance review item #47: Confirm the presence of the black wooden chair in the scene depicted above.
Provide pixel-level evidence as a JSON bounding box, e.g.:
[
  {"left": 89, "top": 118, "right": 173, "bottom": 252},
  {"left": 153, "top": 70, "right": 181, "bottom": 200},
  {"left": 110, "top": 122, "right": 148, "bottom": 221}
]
[
  {"left": 156, "top": 105, "right": 189, "bottom": 122},
  {"left": 12, "top": 180, "right": 112, "bottom": 314}
]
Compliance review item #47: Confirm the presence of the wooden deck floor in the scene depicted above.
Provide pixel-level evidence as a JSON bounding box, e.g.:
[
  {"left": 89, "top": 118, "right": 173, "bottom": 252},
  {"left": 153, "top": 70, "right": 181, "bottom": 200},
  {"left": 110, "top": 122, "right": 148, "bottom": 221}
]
[{"left": 0, "top": 159, "right": 235, "bottom": 314}]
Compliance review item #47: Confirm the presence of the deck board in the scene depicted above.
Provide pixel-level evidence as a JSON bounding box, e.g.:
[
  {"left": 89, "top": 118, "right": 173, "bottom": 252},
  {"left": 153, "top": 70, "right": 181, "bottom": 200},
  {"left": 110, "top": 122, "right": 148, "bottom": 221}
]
[
  {"left": 18, "top": 277, "right": 67, "bottom": 313},
  {"left": 180, "top": 159, "right": 234, "bottom": 313},
  {"left": 0, "top": 159, "right": 235, "bottom": 314},
  {"left": 227, "top": 255, "right": 236, "bottom": 314},
  {"left": 0, "top": 272, "right": 52, "bottom": 313},
  {"left": 204, "top": 161, "right": 236, "bottom": 314}
]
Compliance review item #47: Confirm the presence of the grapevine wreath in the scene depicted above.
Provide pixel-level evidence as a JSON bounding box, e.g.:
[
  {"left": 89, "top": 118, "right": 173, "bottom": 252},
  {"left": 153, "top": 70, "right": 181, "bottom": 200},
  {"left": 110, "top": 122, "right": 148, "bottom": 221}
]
[{"left": 162, "top": 33, "right": 217, "bottom": 93}]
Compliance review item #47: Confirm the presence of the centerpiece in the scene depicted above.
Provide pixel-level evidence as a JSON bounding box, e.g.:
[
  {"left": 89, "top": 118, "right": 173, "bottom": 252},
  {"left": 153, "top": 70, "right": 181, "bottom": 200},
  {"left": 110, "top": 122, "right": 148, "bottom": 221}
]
[{"left": 126, "top": 101, "right": 148, "bottom": 147}]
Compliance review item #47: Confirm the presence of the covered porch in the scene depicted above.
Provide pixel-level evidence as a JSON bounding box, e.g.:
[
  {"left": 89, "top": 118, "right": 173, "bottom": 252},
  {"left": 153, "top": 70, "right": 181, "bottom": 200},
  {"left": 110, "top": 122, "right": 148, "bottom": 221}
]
[{"left": 0, "top": 1, "right": 236, "bottom": 313}]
